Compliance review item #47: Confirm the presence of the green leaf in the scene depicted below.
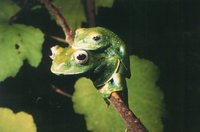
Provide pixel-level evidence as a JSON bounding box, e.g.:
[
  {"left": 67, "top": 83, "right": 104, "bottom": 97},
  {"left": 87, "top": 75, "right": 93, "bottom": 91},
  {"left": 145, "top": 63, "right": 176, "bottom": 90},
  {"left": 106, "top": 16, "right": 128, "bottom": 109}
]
[
  {"left": 0, "top": 0, "right": 20, "bottom": 22},
  {"left": 53, "top": 0, "right": 86, "bottom": 30},
  {"left": 0, "top": 108, "right": 36, "bottom": 132},
  {"left": 127, "top": 56, "right": 164, "bottom": 132},
  {"left": 0, "top": 24, "right": 44, "bottom": 81},
  {"left": 73, "top": 78, "right": 125, "bottom": 132},
  {"left": 0, "top": 0, "right": 44, "bottom": 82},
  {"left": 73, "top": 55, "right": 164, "bottom": 132}
]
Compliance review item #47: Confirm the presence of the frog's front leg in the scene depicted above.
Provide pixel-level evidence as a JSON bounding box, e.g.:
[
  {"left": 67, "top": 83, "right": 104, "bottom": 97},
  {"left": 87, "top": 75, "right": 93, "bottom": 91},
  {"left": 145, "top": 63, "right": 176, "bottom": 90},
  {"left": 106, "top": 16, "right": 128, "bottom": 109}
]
[
  {"left": 99, "top": 72, "right": 128, "bottom": 105},
  {"left": 99, "top": 72, "right": 126, "bottom": 98}
]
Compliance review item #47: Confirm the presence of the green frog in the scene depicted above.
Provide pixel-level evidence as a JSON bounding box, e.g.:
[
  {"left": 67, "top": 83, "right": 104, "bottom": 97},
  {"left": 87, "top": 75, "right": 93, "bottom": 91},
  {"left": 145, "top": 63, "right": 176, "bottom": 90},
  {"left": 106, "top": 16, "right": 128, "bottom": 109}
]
[{"left": 50, "top": 27, "right": 130, "bottom": 99}]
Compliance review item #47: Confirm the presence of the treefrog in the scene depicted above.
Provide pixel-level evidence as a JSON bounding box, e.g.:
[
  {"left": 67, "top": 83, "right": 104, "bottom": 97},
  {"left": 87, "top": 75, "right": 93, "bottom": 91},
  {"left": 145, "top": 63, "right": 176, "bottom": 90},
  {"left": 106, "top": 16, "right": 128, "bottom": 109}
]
[
  {"left": 73, "top": 27, "right": 130, "bottom": 78},
  {"left": 50, "top": 27, "right": 130, "bottom": 99},
  {"left": 50, "top": 45, "right": 101, "bottom": 75}
]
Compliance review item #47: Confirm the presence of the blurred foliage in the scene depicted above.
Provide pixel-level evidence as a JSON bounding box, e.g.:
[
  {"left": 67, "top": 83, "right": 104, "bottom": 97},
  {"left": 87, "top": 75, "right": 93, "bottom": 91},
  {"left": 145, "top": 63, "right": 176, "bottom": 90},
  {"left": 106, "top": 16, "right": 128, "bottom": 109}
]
[
  {"left": 0, "top": 0, "right": 19, "bottom": 21},
  {"left": 0, "top": 108, "right": 36, "bottom": 132},
  {"left": 53, "top": 0, "right": 114, "bottom": 30},
  {"left": 73, "top": 55, "right": 164, "bottom": 132},
  {"left": 53, "top": 0, "right": 86, "bottom": 30},
  {"left": 96, "top": 0, "right": 114, "bottom": 7},
  {"left": 95, "top": 0, "right": 114, "bottom": 12}
]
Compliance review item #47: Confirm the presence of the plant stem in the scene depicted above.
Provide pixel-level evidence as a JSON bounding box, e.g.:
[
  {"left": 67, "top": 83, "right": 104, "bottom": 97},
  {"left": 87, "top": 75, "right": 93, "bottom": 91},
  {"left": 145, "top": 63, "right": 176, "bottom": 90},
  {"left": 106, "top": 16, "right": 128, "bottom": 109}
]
[
  {"left": 48, "top": 35, "right": 67, "bottom": 43},
  {"left": 86, "top": 0, "right": 96, "bottom": 27},
  {"left": 40, "top": 0, "right": 73, "bottom": 45},
  {"left": 109, "top": 92, "right": 148, "bottom": 132},
  {"left": 51, "top": 84, "right": 72, "bottom": 98}
]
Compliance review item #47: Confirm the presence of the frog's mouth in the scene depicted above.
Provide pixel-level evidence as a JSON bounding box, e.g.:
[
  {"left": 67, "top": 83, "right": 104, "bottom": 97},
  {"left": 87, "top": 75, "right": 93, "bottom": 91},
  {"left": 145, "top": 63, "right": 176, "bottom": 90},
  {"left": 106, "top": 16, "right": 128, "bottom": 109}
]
[
  {"left": 51, "top": 61, "right": 101, "bottom": 77},
  {"left": 51, "top": 62, "right": 66, "bottom": 75},
  {"left": 51, "top": 62, "right": 91, "bottom": 75}
]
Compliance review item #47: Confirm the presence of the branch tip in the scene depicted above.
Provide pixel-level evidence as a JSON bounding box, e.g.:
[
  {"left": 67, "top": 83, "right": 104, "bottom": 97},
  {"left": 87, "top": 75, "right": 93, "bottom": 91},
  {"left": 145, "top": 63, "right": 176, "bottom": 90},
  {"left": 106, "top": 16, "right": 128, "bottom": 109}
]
[{"left": 40, "top": 0, "right": 73, "bottom": 45}]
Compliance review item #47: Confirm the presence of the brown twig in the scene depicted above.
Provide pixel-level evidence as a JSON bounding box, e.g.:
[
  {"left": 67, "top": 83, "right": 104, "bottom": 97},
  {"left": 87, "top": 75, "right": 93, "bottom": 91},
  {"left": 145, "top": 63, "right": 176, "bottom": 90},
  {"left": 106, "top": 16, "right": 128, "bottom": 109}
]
[
  {"left": 40, "top": 0, "right": 73, "bottom": 45},
  {"left": 47, "top": 35, "right": 67, "bottom": 43},
  {"left": 109, "top": 92, "right": 148, "bottom": 132},
  {"left": 51, "top": 84, "right": 72, "bottom": 98},
  {"left": 86, "top": 0, "right": 96, "bottom": 27}
]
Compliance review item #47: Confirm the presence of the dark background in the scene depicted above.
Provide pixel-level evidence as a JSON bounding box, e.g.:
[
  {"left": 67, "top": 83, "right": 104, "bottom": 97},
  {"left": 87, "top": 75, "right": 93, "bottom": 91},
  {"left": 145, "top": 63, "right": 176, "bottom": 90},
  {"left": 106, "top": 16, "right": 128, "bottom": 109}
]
[{"left": 0, "top": 0, "right": 200, "bottom": 131}]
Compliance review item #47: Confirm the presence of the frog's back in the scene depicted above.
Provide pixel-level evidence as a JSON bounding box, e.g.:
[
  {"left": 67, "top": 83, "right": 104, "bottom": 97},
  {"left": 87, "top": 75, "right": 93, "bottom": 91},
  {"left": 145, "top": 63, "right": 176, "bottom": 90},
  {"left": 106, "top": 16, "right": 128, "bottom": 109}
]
[{"left": 107, "top": 29, "right": 131, "bottom": 78}]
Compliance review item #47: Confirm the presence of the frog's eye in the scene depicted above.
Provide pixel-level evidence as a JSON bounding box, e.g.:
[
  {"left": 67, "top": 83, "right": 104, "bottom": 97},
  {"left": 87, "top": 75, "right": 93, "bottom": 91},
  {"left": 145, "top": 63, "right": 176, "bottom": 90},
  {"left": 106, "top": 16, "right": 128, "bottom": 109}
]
[
  {"left": 92, "top": 35, "right": 101, "bottom": 41},
  {"left": 74, "top": 50, "right": 88, "bottom": 64}
]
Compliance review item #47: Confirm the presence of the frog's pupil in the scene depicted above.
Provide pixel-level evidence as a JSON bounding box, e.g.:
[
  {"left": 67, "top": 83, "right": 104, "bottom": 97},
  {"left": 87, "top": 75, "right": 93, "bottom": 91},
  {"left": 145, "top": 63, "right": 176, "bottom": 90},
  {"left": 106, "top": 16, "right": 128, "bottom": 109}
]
[
  {"left": 93, "top": 36, "right": 101, "bottom": 41},
  {"left": 77, "top": 54, "right": 86, "bottom": 60}
]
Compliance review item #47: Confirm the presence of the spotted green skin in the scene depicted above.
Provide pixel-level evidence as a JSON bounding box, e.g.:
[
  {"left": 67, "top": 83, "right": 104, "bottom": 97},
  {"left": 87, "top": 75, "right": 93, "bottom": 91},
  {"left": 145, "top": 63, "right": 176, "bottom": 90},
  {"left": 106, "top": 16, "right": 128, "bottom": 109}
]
[
  {"left": 50, "top": 46, "right": 99, "bottom": 75},
  {"left": 74, "top": 27, "right": 130, "bottom": 77},
  {"left": 51, "top": 27, "right": 130, "bottom": 98}
]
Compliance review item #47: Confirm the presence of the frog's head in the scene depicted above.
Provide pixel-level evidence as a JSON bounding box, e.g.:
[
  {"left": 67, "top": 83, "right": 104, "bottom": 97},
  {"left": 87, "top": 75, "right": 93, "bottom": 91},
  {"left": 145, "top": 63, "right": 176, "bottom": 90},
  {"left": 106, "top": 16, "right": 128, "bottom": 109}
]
[
  {"left": 50, "top": 45, "right": 99, "bottom": 75},
  {"left": 73, "top": 27, "right": 113, "bottom": 50},
  {"left": 50, "top": 45, "right": 119, "bottom": 87}
]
